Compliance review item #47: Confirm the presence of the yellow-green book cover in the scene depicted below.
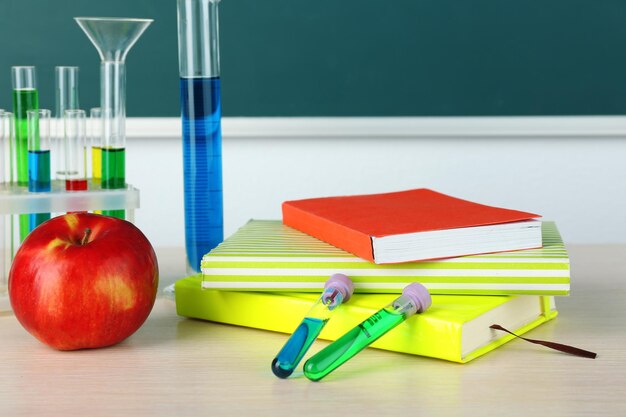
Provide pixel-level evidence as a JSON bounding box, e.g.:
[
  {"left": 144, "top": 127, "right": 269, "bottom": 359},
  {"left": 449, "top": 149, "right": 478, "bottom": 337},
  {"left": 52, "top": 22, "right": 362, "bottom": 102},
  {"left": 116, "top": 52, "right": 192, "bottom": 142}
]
[
  {"left": 175, "top": 275, "right": 558, "bottom": 363},
  {"left": 201, "top": 220, "right": 570, "bottom": 296}
]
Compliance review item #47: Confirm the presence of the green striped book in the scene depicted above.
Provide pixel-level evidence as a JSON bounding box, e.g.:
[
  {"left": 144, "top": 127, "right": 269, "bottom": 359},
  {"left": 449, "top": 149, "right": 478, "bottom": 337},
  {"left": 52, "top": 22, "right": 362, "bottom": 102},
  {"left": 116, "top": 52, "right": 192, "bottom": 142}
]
[{"left": 201, "top": 220, "right": 570, "bottom": 296}]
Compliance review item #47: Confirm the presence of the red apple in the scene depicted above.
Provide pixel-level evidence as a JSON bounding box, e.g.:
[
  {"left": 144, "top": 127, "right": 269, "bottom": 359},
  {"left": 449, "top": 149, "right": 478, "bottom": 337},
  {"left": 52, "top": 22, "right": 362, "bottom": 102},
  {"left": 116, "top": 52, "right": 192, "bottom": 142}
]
[{"left": 8, "top": 213, "right": 159, "bottom": 350}]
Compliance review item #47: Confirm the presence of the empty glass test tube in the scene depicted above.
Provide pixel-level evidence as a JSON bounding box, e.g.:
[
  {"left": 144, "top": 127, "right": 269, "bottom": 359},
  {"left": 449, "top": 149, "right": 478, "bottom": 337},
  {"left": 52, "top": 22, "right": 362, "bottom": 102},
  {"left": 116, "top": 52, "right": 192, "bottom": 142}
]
[
  {"left": 0, "top": 110, "right": 5, "bottom": 183},
  {"left": 303, "top": 283, "right": 432, "bottom": 382},
  {"left": 0, "top": 110, "right": 14, "bottom": 184},
  {"left": 271, "top": 274, "right": 354, "bottom": 378},
  {"left": 64, "top": 109, "right": 87, "bottom": 191},
  {"left": 0, "top": 111, "right": 16, "bottom": 290},
  {"left": 54, "top": 66, "right": 79, "bottom": 180}
]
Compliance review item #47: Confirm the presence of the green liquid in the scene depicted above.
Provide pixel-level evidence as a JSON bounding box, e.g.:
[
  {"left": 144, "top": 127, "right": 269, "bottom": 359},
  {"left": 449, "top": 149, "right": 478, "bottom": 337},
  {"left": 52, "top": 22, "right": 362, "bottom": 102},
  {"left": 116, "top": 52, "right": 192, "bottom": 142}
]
[
  {"left": 29, "top": 213, "right": 50, "bottom": 231},
  {"left": 13, "top": 89, "right": 39, "bottom": 241},
  {"left": 101, "top": 147, "right": 125, "bottom": 188},
  {"left": 303, "top": 308, "right": 405, "bottom": 381},
  {"left": 101, "top": 147, "right": 125, "bottom": 219},
  {"left": 12, "top": 89, "right": 39, "bottom": 186}
]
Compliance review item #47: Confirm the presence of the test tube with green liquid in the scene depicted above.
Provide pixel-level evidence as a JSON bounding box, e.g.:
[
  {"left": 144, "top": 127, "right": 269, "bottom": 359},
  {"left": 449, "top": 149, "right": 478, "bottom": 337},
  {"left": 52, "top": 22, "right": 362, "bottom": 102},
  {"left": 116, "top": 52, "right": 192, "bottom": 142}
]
[
  {"left": 75, "top": 17, "right": 152, "bottom": 220},
  {"left": 303, "top": 283, "right": 432, "bottom": 381},
  {"left": 12, "top": 66, "right": 39, "bottom": 241}
]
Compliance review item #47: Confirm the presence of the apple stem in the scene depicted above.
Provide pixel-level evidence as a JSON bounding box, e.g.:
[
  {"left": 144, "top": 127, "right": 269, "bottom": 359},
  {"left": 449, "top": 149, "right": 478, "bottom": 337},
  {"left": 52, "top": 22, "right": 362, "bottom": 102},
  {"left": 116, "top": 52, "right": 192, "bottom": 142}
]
[{"left": 81, "top": 228, "right": 92, "bottom": 246}]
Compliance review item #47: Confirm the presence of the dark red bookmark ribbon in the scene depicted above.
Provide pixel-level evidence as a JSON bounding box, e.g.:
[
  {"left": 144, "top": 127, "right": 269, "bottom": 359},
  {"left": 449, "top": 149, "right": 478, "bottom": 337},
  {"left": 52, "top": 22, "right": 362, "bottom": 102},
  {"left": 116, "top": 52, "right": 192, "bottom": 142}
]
[{"left": 490, "top": 324, "right": 597, "bottom": 359}]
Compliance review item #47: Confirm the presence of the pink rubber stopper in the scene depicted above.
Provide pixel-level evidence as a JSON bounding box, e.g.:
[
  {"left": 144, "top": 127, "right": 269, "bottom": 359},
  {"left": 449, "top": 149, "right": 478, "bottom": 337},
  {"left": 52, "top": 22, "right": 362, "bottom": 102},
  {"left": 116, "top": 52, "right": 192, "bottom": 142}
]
[
  {"left": 402, "top": 283, "right": 432, "bottom": 313},
  {"left": 325, "top": 273, "right": 355, "bottom": 302}
]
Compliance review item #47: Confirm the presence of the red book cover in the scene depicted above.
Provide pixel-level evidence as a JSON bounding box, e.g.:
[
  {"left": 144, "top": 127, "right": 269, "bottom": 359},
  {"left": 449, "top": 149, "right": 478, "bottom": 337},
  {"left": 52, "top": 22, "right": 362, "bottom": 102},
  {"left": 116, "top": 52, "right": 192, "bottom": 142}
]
[{"left": 282, "top": 188, "right": 541, "bottom": 263}]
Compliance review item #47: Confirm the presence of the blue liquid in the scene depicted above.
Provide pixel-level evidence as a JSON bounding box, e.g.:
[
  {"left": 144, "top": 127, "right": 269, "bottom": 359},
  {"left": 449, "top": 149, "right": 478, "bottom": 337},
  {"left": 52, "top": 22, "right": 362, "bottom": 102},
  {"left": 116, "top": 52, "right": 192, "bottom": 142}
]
[
  {"left": 272, "top": 317, "right": 327, "bottom": 378},
  {"left": 180, "top": 76, "right": 224, "bottom": 272},
  {"left": 29, "top": 212, "right": 50, "bottom": 231},
  {"left": 28, "top": 150, "right": 51, "bottom": 192},
  {"left": 28, "top": 150, "right": 51, "bottom": 230}
]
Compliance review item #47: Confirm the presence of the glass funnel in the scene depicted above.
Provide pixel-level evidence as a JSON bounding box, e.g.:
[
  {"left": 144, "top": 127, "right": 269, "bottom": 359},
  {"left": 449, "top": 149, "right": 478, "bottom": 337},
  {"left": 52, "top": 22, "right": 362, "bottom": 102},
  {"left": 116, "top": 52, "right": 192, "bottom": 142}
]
[{"left": 75, "top": 17, "right": 152, "bottom": 217}]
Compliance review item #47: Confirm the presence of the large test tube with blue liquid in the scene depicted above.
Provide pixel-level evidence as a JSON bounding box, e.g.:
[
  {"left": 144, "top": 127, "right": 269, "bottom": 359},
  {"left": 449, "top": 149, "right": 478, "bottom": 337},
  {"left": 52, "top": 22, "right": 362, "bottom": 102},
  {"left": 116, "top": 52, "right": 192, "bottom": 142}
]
[{"left": 177, "top": 0, "right": 224, "bottom": 272}]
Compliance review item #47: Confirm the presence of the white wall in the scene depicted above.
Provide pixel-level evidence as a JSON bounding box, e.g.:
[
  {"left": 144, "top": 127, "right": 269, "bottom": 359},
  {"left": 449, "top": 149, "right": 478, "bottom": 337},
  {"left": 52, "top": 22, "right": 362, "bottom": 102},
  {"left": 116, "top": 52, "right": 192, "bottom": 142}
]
[{"left": 126, "top": 117, "right": 626, "bottom": 248}]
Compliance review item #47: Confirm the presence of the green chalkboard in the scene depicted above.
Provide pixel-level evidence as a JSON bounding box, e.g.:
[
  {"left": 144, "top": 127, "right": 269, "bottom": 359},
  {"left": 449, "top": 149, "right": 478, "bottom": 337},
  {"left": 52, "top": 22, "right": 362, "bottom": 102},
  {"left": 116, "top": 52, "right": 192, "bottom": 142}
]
[{"left": 1, "top": 0, "right": 626, "bottom": 117}]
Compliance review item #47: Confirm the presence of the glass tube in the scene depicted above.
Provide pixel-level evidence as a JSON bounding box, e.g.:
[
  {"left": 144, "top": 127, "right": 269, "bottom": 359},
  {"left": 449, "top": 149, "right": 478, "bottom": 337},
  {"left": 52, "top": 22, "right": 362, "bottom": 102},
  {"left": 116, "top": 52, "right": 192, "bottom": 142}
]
[
  {"left": 271, "top": 274, "right": 354, "bottom": 378},
  {"left": 0, "top": 112, "right": 16, "bottom": 289},
  {"left": 27, "top": 109, "right": 52, "bottom": 192},
  {"left": 27, "top": 109, "right": 52, "bottom": 230},
  {"left": 89, "top": 107, "right": 102, "bottom": 182},
  {"left": 12, "top": 67, "right": 38, "bottom": 241},
  {"left": 64, "top": 109, "right": 87, "bottom": 191},
  {"left": 54, "top": 66, "right": 80, "bottom": 180},
  {"left": 303, "top": 283, "right": 432, "bottom": 381},
  {"left": 75, "top": 17, "right": 152, "bottom": 218},
  {"left": 11, "top": 66, "right": 38, "bottom": 187},
  {"left": 0, "top": 110, "right": 12, "bottom": 184},
  {"left": 177, "top": 0, "right": 224, "bottom": 272}
]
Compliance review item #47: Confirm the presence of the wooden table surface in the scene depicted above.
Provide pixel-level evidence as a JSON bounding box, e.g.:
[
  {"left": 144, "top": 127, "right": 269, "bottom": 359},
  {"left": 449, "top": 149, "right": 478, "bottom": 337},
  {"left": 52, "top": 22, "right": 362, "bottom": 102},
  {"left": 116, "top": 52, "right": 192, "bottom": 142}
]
[{"left": 1, "top": 246, "right": 625, "bottom": 417}]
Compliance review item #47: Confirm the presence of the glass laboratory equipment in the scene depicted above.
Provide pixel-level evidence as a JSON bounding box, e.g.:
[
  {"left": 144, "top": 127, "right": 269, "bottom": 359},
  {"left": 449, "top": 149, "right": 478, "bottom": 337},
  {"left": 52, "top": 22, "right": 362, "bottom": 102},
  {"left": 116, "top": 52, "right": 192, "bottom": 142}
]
[
  {"left": 303, "top": 283, "right": 432, "bottom": 381},
  {"left": 89, "top": 107, "right": 102, "bottom": 182},
  {"left": 11, "top": 66, "right": 39, "bottom": 187},
  {"left": 27, "top": 109, "right": 52, "bottom": 230},
  {"left": 272, "top": 274, "right": 354, "bottom": 378},
  {"left": 12, "top": 66, "right": 39, "bottom": 241},
  {"left": 75, "top": 17, "right": 153, "bottom": 217},
  {"left": 0, "top": 110, "right": 13, "bottom": 184},
  {"left": 64, "top": 109, "right": 87, "bottom": 191},
  {"left": 27, "top": 109, "right": 52, "bottom": 193},
  {"left": 54, "top": 66, "right": 79, "bottom": 180},
  {"left": 0, "top": 111, "right": 14, "bottom": 300},
  {"left": 177, "top": 0, "right": 224, "bottom": 272}
]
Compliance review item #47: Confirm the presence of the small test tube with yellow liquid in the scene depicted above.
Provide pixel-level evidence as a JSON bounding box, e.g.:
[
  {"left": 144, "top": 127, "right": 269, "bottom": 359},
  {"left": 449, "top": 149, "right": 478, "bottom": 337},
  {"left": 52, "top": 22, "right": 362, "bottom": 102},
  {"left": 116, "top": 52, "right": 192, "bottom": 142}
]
[
  {"left": 89, "top": 107, "right": 102, "bottom": 184},
  {"left": 89, "top": 108, "right": 102, "bottom": 214}
]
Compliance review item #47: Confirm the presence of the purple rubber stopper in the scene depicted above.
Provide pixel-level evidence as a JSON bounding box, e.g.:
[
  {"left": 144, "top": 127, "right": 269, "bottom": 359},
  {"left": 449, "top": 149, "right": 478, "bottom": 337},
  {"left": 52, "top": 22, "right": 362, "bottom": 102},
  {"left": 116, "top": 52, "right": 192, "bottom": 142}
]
[
  {"left": 325, "top": 273, "right": 355, "bottom": 302},
  {"left": 402, "top": 283, "right": 432, "bottom": 313}
]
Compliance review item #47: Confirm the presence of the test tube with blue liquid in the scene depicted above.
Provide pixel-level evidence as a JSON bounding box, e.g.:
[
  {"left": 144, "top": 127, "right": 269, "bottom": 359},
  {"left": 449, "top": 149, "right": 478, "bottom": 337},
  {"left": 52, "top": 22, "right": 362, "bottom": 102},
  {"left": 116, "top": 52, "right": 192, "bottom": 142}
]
[
  {"left": 27, "top": 109, "right": 52, "bottom": 230},
  {"left": 177, "top": 0, "right": 224, "bottom": 272},
  {"left": 272, "top": 274, "right": 354, "bottom": 378},
  {"left": 303, "top": 283, "right": 432, "bottom": 381}
]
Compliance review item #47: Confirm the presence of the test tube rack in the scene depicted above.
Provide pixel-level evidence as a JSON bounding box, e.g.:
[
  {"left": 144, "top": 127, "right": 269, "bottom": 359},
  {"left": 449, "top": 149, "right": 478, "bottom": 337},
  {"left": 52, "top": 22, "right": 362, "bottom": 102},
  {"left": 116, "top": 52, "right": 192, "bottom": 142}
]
[{"left": 0, "top": 181, "right": 140, "bottom": 313}]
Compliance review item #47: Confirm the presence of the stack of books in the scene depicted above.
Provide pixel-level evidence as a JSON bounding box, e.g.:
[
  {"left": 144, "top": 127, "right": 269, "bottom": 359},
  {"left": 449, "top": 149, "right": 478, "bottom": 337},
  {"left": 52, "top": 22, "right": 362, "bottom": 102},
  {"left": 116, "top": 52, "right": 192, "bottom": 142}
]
[{"left": 175, "top": 189, "right": 570, "bottom": 363}]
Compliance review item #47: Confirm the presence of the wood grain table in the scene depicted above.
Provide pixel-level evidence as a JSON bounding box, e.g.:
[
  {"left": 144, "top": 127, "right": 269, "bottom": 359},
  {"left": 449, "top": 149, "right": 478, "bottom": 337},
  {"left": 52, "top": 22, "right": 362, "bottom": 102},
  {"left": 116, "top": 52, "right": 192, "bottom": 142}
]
[{"left": 1, "top": 246, "right": 624, "bottom": 417}]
